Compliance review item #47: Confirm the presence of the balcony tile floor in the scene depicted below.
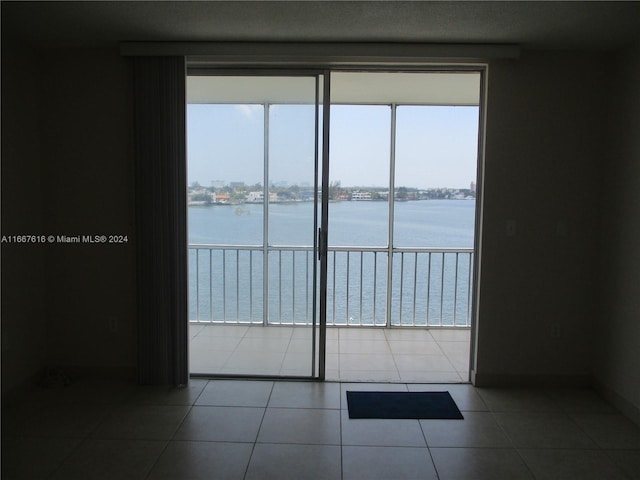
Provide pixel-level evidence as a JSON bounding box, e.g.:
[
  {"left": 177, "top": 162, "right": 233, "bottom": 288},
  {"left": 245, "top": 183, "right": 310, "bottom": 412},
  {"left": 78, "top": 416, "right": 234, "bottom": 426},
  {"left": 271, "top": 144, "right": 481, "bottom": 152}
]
[
  {"left": 3, "top": 379, "right": 639, "bottom": 479},
  {"left": 189, "top": 324, "right": 471, "bottom": 382}
]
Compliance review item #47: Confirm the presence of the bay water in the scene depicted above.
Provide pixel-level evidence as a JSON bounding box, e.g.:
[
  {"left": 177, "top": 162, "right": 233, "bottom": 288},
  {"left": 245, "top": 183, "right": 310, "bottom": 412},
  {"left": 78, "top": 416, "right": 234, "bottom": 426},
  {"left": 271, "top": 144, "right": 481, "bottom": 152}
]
[{"left": 188, "top": 199, "right": 475, "bottom": 326}]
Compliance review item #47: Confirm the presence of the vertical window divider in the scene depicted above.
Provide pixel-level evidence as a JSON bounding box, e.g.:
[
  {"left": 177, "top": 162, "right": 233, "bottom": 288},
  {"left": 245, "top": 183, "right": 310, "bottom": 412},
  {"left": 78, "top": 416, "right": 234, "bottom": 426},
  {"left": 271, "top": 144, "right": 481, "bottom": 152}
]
[
  {"left": 311, "top": 74, "right": 320, "bottom": 376},
  {"left": 263, "top": 102, "right": 270, "bottom": 327},
  {"left": 196, "top": 249, "right": 200, "bottom": 321},
  {"left": 319, "top": 69, "right": 331, "bottom": 380},
  {"left": 386, "top": 103, "right": 397, "bottom": 328}
]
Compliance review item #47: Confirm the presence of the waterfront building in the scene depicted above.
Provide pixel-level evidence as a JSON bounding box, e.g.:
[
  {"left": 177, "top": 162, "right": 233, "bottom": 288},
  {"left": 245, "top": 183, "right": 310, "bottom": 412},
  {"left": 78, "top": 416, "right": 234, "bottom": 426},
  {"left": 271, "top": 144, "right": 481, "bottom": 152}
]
[{"left": 351, "top": 191, "right": 372, "bottom": 201}]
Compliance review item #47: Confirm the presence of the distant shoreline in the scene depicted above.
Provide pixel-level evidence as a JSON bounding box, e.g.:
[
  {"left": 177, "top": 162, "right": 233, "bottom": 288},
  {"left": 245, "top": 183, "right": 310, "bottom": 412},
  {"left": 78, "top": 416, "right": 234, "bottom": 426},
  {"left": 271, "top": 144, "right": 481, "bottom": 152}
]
[{"left": 188, "top": 197, "right": 475, "bottom": 207}]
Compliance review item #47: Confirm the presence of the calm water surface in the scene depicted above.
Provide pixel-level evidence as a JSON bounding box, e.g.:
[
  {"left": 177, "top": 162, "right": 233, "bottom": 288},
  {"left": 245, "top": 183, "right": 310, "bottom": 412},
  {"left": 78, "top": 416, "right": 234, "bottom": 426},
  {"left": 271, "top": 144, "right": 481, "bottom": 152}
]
[
  {"left": 188, "top": 200, "right": 475, "bottom": 326},
  {"left": 189, "top": 199, "right": 475, "bottom": 247}
]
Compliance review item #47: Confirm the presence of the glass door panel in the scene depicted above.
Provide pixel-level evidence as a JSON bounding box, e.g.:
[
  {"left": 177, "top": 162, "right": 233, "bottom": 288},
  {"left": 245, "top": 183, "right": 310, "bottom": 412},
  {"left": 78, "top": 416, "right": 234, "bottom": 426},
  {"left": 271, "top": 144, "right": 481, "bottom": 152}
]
[
  {"left": 328, "top": 71, "right": 480, "bottom": 335},
  {"left": 393, "top": 105, "right": 479, "bottom": 326},
  {"left": 327, "top": 105, "right": 390, "bottom": 326},
  {"left": 187, "top": 74, "right": 324, "bottom": 378},
  {"left": 187, "top": 104, "right": 265, "bottom": 325}
]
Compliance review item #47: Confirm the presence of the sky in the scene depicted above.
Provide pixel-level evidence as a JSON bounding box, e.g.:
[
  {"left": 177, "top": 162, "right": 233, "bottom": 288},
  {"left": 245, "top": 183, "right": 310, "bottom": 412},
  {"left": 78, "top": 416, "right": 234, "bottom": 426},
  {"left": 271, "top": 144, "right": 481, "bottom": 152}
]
[{"left": 187, "top": 102, "right": 479, "bottom": 190}]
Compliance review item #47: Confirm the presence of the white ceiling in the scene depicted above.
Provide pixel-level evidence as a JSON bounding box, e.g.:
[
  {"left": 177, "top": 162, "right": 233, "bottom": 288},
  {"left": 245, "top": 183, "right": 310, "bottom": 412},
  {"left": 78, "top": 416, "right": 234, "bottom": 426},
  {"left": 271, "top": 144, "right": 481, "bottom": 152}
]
[{"left": 3, "top": 1, "right": 640, "bottom": 51}]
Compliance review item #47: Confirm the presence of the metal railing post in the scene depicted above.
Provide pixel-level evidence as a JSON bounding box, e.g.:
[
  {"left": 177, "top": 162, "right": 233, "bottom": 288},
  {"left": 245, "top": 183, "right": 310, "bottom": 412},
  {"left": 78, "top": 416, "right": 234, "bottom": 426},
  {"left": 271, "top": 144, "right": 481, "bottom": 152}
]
[{"left": 188, "top": 244, "right": 473, "bottom": 328}]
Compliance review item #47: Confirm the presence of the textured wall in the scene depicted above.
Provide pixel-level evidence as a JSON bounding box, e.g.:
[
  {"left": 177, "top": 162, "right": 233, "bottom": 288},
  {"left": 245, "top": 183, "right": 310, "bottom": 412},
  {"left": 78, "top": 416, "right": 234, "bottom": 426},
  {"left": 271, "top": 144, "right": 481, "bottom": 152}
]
[
  {"left": 38, "top": 49, "right": 137, "bottom": 372},
  {"left": 474, "top": 51, "right": 607, "bottom": 384},
  {"left": 597, "top": 42, "right": 640, "bottom": 424},
  {"left": 1, "top": 44, "right": 47, "bottom": 393}
]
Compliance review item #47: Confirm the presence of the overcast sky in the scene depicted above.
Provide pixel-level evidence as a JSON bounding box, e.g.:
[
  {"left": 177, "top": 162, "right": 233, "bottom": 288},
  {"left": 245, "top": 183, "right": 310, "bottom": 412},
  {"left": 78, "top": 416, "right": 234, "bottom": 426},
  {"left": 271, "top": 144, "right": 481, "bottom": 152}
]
[{"left": 187, "top": 103, "right": 479, "bottom": 190}]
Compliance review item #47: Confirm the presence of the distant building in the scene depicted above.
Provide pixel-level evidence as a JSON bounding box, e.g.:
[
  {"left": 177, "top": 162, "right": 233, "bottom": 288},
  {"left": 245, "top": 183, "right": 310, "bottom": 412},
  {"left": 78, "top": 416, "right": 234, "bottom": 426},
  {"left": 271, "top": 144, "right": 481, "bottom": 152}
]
[
  {"left": 470, "top": 181, "right": 476, "bottom": 192},
  {"left": 351, "top": 191, "right": 372, "bottom": 201},
  {"left": 213, "top": 193, "right": 230, "bottom": 204},
  {"left": 211, "top": 180, "right": 225, "bottom": 189},
  {"left": 300, "top": 191, "right": 316, "bottom": 201},
  {"left": 246, "top": 191, "right": 264, "bottom": 203}
]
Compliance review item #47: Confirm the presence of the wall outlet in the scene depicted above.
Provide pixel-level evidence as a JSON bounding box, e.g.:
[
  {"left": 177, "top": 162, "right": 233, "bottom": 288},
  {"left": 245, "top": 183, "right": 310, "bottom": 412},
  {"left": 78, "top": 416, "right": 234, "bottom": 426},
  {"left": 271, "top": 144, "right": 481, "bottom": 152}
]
[
  {"left": 108, "top": 316, "right": 119, "bottom": 332},
  {"left": 555, "top": 220, "right": 568, "bottom": 237}
]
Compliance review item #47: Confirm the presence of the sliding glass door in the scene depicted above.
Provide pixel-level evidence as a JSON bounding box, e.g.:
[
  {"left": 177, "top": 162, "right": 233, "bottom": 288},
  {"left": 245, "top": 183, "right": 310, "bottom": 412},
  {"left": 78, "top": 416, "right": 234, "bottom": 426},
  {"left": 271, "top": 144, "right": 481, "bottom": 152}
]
[
  {"left": 328, "top": 72, "right": 480, "bottom": 329},
  {"left": 187, "top": 73, "right": 327, "bottom": 378},
  {"left": 186, "top": 68, "right": 482, "bottom": 382}
]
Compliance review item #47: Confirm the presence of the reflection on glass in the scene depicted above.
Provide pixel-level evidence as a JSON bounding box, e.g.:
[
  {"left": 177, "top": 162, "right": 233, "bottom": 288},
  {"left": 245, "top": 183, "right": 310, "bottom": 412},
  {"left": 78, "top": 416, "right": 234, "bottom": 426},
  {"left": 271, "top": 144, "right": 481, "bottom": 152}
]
[
  {"left": 394, "top": 106, "right": 479, "bottom": 248},
  {"left": 187, "top": 75, "right": 322, "bottom": 377},
  {"left": 187, "top": 104, "right": 265, "bottom": 245},
  {"left": 328, "top": 105, "right": 390, "bottom": 247},
  {"left": 269, "top": 103, "right": 317, "bottom": 247}
]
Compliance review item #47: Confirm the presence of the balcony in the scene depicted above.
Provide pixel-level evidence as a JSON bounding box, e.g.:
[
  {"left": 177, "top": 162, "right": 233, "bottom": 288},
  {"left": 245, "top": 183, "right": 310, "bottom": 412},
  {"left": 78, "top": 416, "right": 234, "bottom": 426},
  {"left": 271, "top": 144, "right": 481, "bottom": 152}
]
[{"left": 189, "top": 244, "right": 472, "bottom": 381}]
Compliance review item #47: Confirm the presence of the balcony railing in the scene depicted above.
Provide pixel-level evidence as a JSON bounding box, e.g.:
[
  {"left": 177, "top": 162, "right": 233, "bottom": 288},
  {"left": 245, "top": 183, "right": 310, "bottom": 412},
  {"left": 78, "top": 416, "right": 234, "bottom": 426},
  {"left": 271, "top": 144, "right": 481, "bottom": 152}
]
[{"left": 189, "top": 244, "right": 473, "bottom": 327}]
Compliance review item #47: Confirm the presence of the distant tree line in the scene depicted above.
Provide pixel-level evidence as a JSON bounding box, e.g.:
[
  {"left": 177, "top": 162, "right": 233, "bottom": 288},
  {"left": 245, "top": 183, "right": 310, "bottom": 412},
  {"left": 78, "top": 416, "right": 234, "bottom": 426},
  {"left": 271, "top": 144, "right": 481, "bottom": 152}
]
[{"left": 189, "top": 181, "right": 475, "bottom": 202}]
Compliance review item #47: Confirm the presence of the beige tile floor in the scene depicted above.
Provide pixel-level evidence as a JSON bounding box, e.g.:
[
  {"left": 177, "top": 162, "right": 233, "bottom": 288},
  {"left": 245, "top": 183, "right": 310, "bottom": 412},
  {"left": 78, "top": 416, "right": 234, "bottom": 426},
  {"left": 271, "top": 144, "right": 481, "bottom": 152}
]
[
  {"left": 189, "top": 324, "right": 471, "bottom": 382},
  {"left": 3, "top": 379, "right": 640, "bottom": 479}
]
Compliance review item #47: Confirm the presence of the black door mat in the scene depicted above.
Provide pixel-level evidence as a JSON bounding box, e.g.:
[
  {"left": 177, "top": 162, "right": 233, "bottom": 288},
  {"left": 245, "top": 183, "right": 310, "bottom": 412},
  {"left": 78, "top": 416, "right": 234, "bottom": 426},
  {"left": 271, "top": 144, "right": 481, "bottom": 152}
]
[{"left": 346, "top": 391, "right": 464, "bottom": 419}]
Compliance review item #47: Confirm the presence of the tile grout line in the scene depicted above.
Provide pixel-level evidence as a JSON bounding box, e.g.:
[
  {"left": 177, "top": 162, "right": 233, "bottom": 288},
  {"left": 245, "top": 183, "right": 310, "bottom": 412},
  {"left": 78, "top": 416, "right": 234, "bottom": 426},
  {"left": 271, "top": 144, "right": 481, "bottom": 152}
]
[
  {"left": 44, "top": 387, "right": 159, "bottom": 480},
  {"left": 141, "top": 382, "right": 208, "bottom": 480},
  {"left": 418, "top": 406, "right": 442, "bottom": 480},
  {"left": 277, "top": 329, "right": 295, "bottom": 375},
  {"left": 481, "top": 390, "right": 575, "bottom": 479},
  {"left": 432, "top": 337, "right": 462, "bottom": 380},
  {"left": 242, "top": 380, "right": 276, "bottom": 480},
  {"left": 191, "top": 325, "right": 470, "bottom": 382}
]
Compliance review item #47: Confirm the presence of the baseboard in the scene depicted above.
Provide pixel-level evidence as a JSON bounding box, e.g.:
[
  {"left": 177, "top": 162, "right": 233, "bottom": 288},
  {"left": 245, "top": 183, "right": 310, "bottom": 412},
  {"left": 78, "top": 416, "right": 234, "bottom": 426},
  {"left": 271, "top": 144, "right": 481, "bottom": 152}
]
[
  {"left": 471, "top": 371, "right": 592, "bottom": 388},
  {"left": 2, "top": 365, "right": 137, "bottom": 406},
  {"left": 594, "top": 379, "right": 640, "bottom": 428}
]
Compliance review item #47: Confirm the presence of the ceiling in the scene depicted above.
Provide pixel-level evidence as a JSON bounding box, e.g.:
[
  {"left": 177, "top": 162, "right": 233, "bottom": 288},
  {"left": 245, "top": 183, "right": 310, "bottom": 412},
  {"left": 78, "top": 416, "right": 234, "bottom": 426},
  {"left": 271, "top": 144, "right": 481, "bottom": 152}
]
[{"left": 3, "top": 1, "right": 640, "bottom": 51}]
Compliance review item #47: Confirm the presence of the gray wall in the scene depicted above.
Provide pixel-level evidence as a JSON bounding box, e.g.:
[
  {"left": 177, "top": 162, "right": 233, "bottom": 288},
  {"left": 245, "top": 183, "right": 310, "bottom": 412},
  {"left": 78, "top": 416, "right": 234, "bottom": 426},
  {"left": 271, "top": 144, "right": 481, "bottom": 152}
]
[
  {"left": 1, "top": 44, "right": 47, "bottom": 392},
  {"left": 39, "top": 49, "right": 137, "bottom": 373},
  {"left": 474, "top": 51, "right": 606, "bottom": 385},
  {"left": 1, "top": 47, "right": 137, "bottom": 393},
  {"left": 597, "top": 42, "right": 640, "bottom": 424}
]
